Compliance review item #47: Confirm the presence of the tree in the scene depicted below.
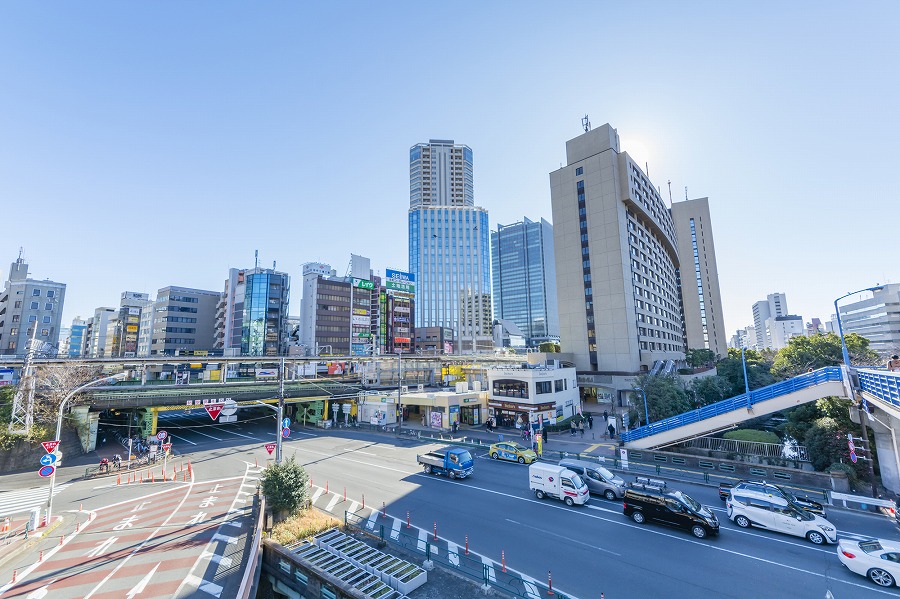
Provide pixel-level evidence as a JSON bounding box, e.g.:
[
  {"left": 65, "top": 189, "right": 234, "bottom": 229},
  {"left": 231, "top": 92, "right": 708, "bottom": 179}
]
[
  {"left": 716, "top": 349, "right": 775, "bottom": 396},
  {"left": 685, "top": 348, "right": 716, "bottom": 368},
  {"left": 261, "top": 456, "right": 310, "bottom": 515},
  {"left": 771, "top": 332, "right": 877, "bottom": 379},
  {"left": 538, "top": 342, "right": 560, "bottom": 353},
  {"left": 32, "top": 362, "right": 106, "bottom": 425},
  {"left": 689, "top": 375, "right": 733, "bottom": 408},
  {"left": 630, "top": 375, "right": 692, "bottom": 424}
]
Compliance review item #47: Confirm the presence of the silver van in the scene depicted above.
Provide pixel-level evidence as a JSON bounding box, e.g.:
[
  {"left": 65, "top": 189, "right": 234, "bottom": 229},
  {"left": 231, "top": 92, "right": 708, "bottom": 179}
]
[{"left": 558, "top": 459, "right": 626, "bottom": 500}]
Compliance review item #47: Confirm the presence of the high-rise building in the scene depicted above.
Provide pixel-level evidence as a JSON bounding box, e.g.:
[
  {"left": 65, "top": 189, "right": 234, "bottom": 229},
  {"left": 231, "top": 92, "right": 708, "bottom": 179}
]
[
  {"left": 150, "top": 286, "right": 219, "bottom": 356},
  {"left": 86, "top": 307, "right": 116, "bottom": 358},
  {"left": 491, "top": 217, "right": 559, "bottom": 347},
  {"left": 671, "top": 198, "right": 727, "bottom": 358},
  {"left": 831, "top": 283, "right": 900, "bottom": 357},
  {"left": 729, "top": 326, "right": 756, "bottom": 351},
  {"left": 550, "top": 123, "right": 684, "bottom": 374},
  {"left": 299, "top": 262, "right": 338, "bottom": 352},
  {"left": 408, "top": 139, "right": 491, "bottom": 352},
  {"left": 218, "top": 267, "right": 291, "bottom": 356},
  {"left": 752, "top": 293, "right": 788, "bottom": 350},
  {"left": 0, "top": 255, "right": 66, "bottom": 356},
  {"left": 376, "top": 269, "right": 416, "bottom": 355},
  {"left": 109, "top": 291, "right": 152, "bottom": 358},
  {"left": 67, "top": 317, "right": 87, "bottom": 358}
]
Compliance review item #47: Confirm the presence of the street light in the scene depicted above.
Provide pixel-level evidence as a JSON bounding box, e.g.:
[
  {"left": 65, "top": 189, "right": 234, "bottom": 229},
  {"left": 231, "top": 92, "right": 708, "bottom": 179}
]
[
  {"left": 396, "top": 349, "right": 404, "bottom": 434},
  {"left": 47, "top": 372, "right": 127, "bottom": 523},
  {"left": 834, "top": 286, "right": 884, "bottom": 500},
  {"left": 834, "top": 285, "right": 884, "bottom": 368},
  {"left": 634, "top": 387, "right": 650, "bottom": 428}
]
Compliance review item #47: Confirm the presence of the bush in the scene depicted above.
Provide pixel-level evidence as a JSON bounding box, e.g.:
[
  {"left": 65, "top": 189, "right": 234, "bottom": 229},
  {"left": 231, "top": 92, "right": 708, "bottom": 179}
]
[
  {"left": 269, "top": 509, "right": 341, "bottom": 546},
  {"left": 723, "top": 429, "right": 781, "bottom": 444},
  {"left": 261, "top": 456, "right": 310, "bottom": 515}
]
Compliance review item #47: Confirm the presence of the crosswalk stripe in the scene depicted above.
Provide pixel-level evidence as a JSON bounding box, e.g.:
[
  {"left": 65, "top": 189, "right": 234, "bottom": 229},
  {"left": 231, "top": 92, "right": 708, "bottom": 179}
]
[
  {"left": 447, "top": 541, "right": 459, "bottom": 567},
  {"left": 521, "top": 575, "right": 542, "bottom": 599},
  {"left": 417, "top": 528, "right": 427, "bottom": 552},
  {"left": 325, "top": 493, "right": 340, "bottom": 512},
  {"left": 391, "top": 517, "right": 401, "bottom": 540},
  {"left": 0, "top": 484, "right": 70, "bottom": 517},
  {"left": 311, "top": 487, "right": 325, "bottom": 504},
  {"left": 366, "top": 508, "right": 378, "bottom": 530}
]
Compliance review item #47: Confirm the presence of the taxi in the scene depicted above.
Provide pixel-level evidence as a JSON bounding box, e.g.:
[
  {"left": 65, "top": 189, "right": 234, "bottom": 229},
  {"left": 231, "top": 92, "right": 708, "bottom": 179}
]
[{"left": 489, "top": 441, "right": 537, "bottom": 464}]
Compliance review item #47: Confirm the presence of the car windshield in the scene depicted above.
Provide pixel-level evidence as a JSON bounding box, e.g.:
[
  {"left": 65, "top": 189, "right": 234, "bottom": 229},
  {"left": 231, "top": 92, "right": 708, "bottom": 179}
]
[
  {"left": 794, "top": 509, "right": 814, "bottom": 521},
  {"left": 860, "top": 540, "right": 884, "bottom": 553},
  {"left": 571, "top": 474, "right": 586, "bottom": 489},
  {"left": 509, "top": 443, "right": 526, "bottom": 451},
  {"left": 673, "top": 491, "right": 702, "bottom": 512},
  {"left": 457, "top": 451, "right": 472, "bottom": 463},
  {"left": 596, "top": 466, "right": 615, "bottom": 480}
]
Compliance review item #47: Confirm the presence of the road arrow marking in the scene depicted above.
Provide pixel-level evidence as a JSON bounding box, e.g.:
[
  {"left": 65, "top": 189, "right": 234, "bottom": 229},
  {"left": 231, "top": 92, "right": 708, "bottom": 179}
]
[
  {"left": 188, "top": 512, "right": 208, "bottom": 525},
  {"left": 131, "top": 501, "right": 151, "bottom": 513},
  {"left": 26, "top": 580, "right": 56, "bottom": 599},
  {"left": 125, "top": 563, "right": 159, "bottom": 598},
  {"left": 86, "top": 536, "right": 118, "bottom": 558}
]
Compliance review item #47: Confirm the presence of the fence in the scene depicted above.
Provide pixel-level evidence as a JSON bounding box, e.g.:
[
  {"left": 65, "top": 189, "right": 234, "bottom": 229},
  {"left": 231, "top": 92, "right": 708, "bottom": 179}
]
[
  {"left": 344, "top": 509, "right": 575, "bottom": 599},
  {"left": 859, "top": 369, "right": 900, "bottom": 408},
  {"left": 676, "top": 437, "right": 809, "bottom": 461}
]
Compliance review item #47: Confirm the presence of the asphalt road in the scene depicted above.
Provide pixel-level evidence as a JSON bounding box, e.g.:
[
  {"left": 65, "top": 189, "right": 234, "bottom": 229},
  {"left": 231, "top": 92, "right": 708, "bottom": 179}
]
[{"left": 4, "top": 409, "right": 900, "bottom": 599}]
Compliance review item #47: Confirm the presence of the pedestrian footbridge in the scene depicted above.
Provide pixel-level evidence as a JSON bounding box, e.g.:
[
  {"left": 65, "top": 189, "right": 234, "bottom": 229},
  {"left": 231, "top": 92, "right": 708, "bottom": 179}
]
[{"left": 621, "top": 367, "right": 852, "bottom": 449}]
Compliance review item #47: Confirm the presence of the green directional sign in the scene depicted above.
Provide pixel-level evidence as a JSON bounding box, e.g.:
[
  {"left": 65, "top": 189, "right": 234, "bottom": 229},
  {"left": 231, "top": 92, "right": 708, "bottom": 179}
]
[{"left": 353, "top": 278, "right": 375, "bottom": 290}]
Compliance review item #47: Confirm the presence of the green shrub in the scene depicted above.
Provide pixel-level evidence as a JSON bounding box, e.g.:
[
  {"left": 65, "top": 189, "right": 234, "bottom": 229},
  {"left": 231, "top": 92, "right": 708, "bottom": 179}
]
[{"left": 723, "top": 429, "right": 781, "bottom": 444}]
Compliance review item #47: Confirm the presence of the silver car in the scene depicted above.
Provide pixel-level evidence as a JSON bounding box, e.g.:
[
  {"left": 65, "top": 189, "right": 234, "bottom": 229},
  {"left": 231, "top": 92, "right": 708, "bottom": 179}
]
[{"left": 559, "top": 459, "right": 626, "bottom": 500}]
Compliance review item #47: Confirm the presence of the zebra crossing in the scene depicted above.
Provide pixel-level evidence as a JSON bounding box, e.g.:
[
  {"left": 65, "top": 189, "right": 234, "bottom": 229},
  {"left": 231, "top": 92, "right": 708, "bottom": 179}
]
[{"left": 0, "top": 484, "right": 70, "bottom": 518}]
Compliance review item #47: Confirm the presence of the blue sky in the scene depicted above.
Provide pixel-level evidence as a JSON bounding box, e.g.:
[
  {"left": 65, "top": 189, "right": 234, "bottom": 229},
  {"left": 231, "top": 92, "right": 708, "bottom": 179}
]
[{"left": 1, "top": 2, "right": 897, "bottom": 339}]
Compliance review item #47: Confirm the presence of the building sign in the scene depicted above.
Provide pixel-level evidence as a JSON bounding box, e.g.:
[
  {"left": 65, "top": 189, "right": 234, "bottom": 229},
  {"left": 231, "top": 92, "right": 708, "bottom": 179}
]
[
  {"left": 0, "top": 368, "right": 14, "bottom": 386},
  {"left": 353, "top": 308, "right": 369, "bottom": 316},
  {"left": 385, "top": 281, "right": 415, "bottom": 293},
  {"left": 126, "top": 325, "right": 139, "bottom": 333},
  {"left": 353, "top": 332, "right": 371, "bottom": 338},
  {"left": 386, "top": 269, "right": 415, "bottom": 283},
  {"left": 128, "top": 307, "right": 141, "bottom": 316},
  {"left": 353, "top": 278, "right": 374, "bottom": 290},
  {"left": 394, "top": 337, "right": 411, "bottom": 344},
  {"left": 351, "top": 315, "right": 369, "bottom": 326},
  {"left": 256, "top": 368, "right": 278, "bottom": 379}
]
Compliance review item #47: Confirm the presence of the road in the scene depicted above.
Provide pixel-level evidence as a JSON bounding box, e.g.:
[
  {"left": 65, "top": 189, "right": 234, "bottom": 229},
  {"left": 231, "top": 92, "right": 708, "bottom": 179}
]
[{"left": 4, "top": 409, "right": 899, "bottom": 598}]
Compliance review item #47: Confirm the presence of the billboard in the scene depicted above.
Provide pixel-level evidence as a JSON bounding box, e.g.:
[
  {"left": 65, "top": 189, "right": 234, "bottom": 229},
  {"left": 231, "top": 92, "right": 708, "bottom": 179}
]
[
  {"left": 351, "top": 315, "right": 369, "bottom": 326},
  {"left": 327, "top": 362, "right": 346, "bottom": 375},
  {"left": 0, "top": 368, "right": 14, "bottom": 386},
  {"left": 386, "top": 269, "right": 415, "bottom": 283},
  {"left": 353, "top": 278, "right": 374, "bottom": 290}
]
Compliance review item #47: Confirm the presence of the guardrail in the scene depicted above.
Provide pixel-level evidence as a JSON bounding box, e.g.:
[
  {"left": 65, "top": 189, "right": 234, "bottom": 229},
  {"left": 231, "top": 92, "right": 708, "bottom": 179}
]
[
  {"left": 236, "top": 494, "right": 264, "bottom": 599},
  {"left": 829, "top": 491, "right": 897, "bottom": 512},
  {"left": 859, "top": 369, "right": 900, "bottom": 408},
  {"left": 621, "top": 367, "right": 844, "bottom": 443}
]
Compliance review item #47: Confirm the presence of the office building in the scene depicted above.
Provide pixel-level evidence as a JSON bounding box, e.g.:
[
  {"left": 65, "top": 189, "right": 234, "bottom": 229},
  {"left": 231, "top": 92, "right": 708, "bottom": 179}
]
[
  {"left": 299, "top": 262, "right": 338, "bottom": 352},
  {"left": 729, "top": 326, "right": 756, "bottom": 351},
  {"left": 376, "top": 269, "right": 416, "bottom": 355},
  {"left": 218, "top": 266, "right": 291, "bottom": 356},
  {"left": 67, "top": 317, "right": 87, "bottom": 358},
  {"left": 85, "top": 307, "right": 116, "bottom": 358},
  {"left": 831, "top": 283, "right": 900, "bottom": 357},
  {"left": 752, "top": 293, "right": 788, "bottom": 350},
  {"left": 671, "top": 197, "right": 727, "bottom": 358},
  {"left": 408, "top": 139, "right": 491, "bottom": 352},
  {"left": 550, "top": 123, "right": 684, "bottom": 375},
  {"left": 768, "top": 315, "right": 805, "bottom": 350},
  {"left": 109, "top": 291, "right": 152, "bottom": 358},
  {"left": 491, "top": 217, "right": 559, "bottom": 347},
  {"left": 0, "top": 255, "right": 66, "bottom": 357},
  {"left": 150, "top": 286, "right": 219, "bottom": 356}
]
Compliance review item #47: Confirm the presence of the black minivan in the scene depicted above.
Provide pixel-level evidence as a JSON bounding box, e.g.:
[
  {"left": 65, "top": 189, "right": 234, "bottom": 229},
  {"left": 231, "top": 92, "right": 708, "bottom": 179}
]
[{"left": 623, "top": 478, "right": 719, "bottom": 539}]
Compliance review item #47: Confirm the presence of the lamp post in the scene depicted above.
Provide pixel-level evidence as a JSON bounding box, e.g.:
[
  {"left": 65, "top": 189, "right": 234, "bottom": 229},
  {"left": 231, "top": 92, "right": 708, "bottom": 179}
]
[
  {"left": 634, "top": 387, "right": 650, "bottom": 428},
  {"left": 740, "top": 341, "right": 751, "bottom": 409},
  {"left": 396, "top": 349, "right": 403, "bottom": 434},
  {"left": 834, "top": 286, "right": 884, "bottom": 499},
  {"left": 47, "top": 372, "right": 127, "bottom": 523}
]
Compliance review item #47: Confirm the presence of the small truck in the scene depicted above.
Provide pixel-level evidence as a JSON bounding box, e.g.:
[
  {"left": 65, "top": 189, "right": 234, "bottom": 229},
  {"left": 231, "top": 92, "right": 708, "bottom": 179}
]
[{"left": 416, "top": 447, "right": 474, "bottom": 479}]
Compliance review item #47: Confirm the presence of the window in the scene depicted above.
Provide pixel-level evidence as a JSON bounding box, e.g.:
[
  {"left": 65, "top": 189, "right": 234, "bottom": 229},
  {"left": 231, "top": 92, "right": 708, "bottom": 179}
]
[
  {"left": 28, "top": 315, "right": 37, "bottom": 323},
  {"left": 41, "top": 329, "right": 49, "bottom": 336},
  {"left": 536, "top": 381, "right": 552, "bottom": 394},
  {"left": 47, "top": 290, "right": 55, "bottom": 298},
  {"left": 43, "top": 316, "right": 51, "bottom": 324},
  {"left": 575, "top": 167, "right": 583, "bottom": 176},
  {"left": 12, "top": 315, "right": 20, "bottom": 323},
  {"left": 31, "top": 302, "right": 39, "bottom": 309},
  {"left": 32, "top": 289, "right": 41, "bottom": 296},
  {"left": 14, "top": 301, "right": 21, "bottom": 308},
  {"left": 45, "top": 303, "right": 53, "bottom": 311}
]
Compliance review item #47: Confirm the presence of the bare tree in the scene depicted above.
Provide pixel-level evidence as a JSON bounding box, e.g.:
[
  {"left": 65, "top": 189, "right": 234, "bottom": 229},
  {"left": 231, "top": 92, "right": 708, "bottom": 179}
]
[{"left": 31, "top": 362, "right": 106, "bottom": 426}]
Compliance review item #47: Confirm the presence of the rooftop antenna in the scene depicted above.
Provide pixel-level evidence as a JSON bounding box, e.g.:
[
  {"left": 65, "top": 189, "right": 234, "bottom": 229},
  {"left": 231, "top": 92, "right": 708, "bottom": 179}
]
[
  {"left": 667, "top": 180, "right": 673, "bottom": 204},
  {"left": 254, "top": 250, "right": 259, "bottom": 269},
  {"left": 581, "top": 114, "right": 591, "bottom": 132},
  {"left": 685, "top": 186, "right": 688, "bottom": 201},
  {"left": 17, "top": 246, "right": 24, "bottom": 260},
  {"left": 273, "top": 260, "right": 276, "bottom": 270},
  {"left": 646, "top": 162, "right": 649, "bottom": 177}
]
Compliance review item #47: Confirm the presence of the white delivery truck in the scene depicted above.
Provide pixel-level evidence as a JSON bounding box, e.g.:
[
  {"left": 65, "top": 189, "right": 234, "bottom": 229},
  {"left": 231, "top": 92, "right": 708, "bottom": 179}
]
[{"left": 529, "top": 463, "right": 590, "bottom": 506}]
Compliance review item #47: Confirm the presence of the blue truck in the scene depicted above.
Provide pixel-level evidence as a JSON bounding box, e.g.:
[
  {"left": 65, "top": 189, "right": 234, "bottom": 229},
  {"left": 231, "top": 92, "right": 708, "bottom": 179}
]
[{"left": 416, "top": 447, "right": 474, "bottom": 479}]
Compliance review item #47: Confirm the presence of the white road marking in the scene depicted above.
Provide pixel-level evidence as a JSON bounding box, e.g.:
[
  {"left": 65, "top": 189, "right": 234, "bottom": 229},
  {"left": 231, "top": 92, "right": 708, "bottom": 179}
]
[
  {"left": 447, "top": 541, "right": 459, "bottom": 567},
  {"left": 348, "top": 501, "right": 359, "bottom": 513},
  {"left": 417, "top": 528, "right": 427, "bottom": 552},
  {"left": 202, "top": 552, "right": 233, "bottom": 567},
  {"left": 325, "top": 494, "right": 340, "bottom": 512},
  {"left": 211, "top": 534, "right": 238, "bottom": 545},
  {"left": 366, "top": 508, "right": 378, "bottom": 530},
  {"left": 482, "top": 556, "right": 496, "bottom": 582},
  {"left": 168, "top": 434, "right": 198, "bottom": 446},
  {"left": 183, "top": 575, "right": 223, "bottom": 598},
  {"left": 125, "top": 563, "right": 159, "bottom": 599},
  {"left": 521, "top": 575, "right": 542, "bottom": 599},
  {"left": 311, "top": 488, "right": 325, "bottom": 503},
  {"left": 391, "top": 518, "right": 401, "bottom": 540}
]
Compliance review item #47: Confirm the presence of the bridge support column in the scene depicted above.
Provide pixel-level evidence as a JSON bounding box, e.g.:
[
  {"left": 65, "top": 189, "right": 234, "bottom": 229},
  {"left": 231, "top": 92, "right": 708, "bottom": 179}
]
[
  {"left": 140, "top": 406, "right": 160, "bottom": 438},
  {"left": 71, "top": 406, "right": 99, "bottom": 453},
  {"left": 856, "top": 407, "right": 900, "bottom": 495}
]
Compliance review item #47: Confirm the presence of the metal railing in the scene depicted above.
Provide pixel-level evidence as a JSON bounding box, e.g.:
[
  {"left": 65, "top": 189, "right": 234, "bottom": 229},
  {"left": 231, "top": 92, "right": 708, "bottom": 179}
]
[
  {"left": 859, "top": 369, "right": 900, "bottom": 408},
  {"left": 621, "top": 367, "right": 844, "bottom": 443},
  {"left": 677, "top": 437, "right": 809, "bottom": 461}
]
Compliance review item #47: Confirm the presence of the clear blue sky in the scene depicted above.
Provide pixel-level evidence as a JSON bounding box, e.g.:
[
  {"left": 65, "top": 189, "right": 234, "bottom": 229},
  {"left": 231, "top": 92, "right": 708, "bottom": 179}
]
[{"left": 1, "top": 2, "right": 897, "bottom": 339}]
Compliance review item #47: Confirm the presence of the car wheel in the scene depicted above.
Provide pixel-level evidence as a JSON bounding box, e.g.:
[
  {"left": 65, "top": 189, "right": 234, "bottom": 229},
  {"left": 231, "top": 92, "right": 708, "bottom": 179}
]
[
  {"left": 735, "top": 515, "right": 751, "bottom": 528},
  {"left": 535, "top": 490, "right": 545, "bottom": 500},
  {"left": 631, "top": 511, "right": 645, "bottom": 524},
  {"left": 604, "top": 490, "right": 617, "bottom": 501},
  {"left": 448, "top": 470, "right": 456, "bottom": 480},
  {"left": 868, "top": 568, "right": 896, "bottom": 588},
  {"left": 565, "top": 497, "right": 574, "bottom": 507},
  {"left": 691, "top": 525, "right": 707, "bottom": 539},
  {"left": 423, "top": 465, "right": 432, "bottom": 474},
  {"left": 518, "top": 457, "right": 525, "bottom": 464},
  {"left": 491, "top": 452, "right": 499, "bottom": 460},
  {"left": 806, "top": 531, "right": 825, "bottom": 545}
]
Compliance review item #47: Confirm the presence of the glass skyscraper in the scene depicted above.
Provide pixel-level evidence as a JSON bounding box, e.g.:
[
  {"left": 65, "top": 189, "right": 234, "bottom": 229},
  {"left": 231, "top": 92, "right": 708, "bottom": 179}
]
[
  {"left": 408, "top": 140, "right": 491, "bottom": 352},
  {"left": 491, "top": 217, "right": 559, "bottom": 346}
]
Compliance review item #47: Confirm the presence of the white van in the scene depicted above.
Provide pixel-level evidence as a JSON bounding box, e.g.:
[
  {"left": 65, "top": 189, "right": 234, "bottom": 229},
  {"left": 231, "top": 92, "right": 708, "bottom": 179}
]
[
  {"left": 529, "top": 463, "right": 589, "bottom": 506},
  {"left": 727, "top": 488, "right": 837, "bottom": 545}
]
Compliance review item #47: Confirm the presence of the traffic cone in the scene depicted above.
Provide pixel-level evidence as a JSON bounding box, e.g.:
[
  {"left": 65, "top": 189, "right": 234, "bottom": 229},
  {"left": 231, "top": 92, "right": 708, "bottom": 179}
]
[{"left": 117, "top": 474, "right": 121, "bottom": 485}]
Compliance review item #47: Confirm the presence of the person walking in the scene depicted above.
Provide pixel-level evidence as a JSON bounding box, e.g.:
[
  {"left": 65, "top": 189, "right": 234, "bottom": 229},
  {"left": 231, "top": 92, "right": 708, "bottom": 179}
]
[
  {"left": 543, "top": 426, "right": 549, "bottom": 443},
  {"left": 607, "top": 423, "right": 615, "bottom": 438},
  {"left": 578, "top": 420, "right": 585, "bottom": 437},
  {"left": 888, "top": 355, "right": 900, "bottom": 372},
  {"left": 587, "top": 415, "right": 593, "bottom": 430},
  {"left": 570, "top": 420, "right": 576, "bottom": 436}
]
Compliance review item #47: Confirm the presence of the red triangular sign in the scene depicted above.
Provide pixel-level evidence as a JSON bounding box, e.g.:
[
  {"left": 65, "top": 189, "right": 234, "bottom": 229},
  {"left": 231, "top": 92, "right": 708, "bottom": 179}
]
[
  {"left": 265, "top": 443, "right": 276, "bottom": 455},
  {"left": 42, "top": 440, "right": 60, "bottom": 453},
  {"left": 205, "top": 403, "right": 223, "bottom": 420}
]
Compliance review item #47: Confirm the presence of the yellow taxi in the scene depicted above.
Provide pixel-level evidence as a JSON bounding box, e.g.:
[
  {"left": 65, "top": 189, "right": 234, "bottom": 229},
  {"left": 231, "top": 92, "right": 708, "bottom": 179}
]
[{"left": 489, "top": 441, "right": 538, "bottom": 464}]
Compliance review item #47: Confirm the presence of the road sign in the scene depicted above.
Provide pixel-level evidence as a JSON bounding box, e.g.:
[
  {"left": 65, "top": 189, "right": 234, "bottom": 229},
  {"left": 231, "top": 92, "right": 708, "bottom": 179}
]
[
  {"left": 162, "top": 443, "right": 172, "bottom": 452},
  {"left": 850, "top": 450, "right": 858, "bottom": 463},
  {"left": 282, "top": 427, "right": 290, "bottom": 439},
  {"left": 282, "top": 417, "right": 291, "bottom": 428},
  {"left": 39, "top": 465, "right": 55, "bottom": 477},
  {"left": 205, "top": 403, "right": 223, "bottom": 420},
  {"left": 39, "top": 454, "right": 57, "bottom": 466},
  {"left": 265, "top": 443, "right": 276, "bottom": 455},
  {"left": 220, "top": 399, "right": 238, "bottom": 417},
  {"left": 848, "top": 433, "right": 854, "bottom": 442},
  {"left": 219, "top": 415, "right": 237, "bottom": 423},
  {"left": 41, "top": 440, "right": 60, "bottom": 454},
  {"left": 156, "top": 431, "right": 168, "bottom": 441},
  {"left": 848, "top": 439, "right": 856, "bottom": 452}
]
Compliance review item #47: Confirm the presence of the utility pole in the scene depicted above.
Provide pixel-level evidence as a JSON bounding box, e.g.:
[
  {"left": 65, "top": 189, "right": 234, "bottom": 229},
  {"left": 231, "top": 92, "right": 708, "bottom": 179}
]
[
  {"left": 397, "top": 349, "right": 403, "bottom": 434},
  {"left": 856, "top": 400, "right": 879, "bottom": 498},
  {"left": 277, "top": 357, "right": 284, "bottom": 465},
  {"left": 8, "top": 323, "right": 38, "bottom": 434}
]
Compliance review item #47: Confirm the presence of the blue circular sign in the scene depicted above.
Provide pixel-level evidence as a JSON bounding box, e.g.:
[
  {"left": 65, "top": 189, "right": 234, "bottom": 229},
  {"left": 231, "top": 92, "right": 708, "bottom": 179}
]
[
  {"left": 39, "top": 465, "right": 55, "bottom": 477},
  {"left": 40, "top": 454, "right": 57, "bottom": 466},
  {"left": 282, "top": 418, "right": 291, "bottom": 428},
  {"left": 282, "top": 427, "right": 290, "bottom": 439}
]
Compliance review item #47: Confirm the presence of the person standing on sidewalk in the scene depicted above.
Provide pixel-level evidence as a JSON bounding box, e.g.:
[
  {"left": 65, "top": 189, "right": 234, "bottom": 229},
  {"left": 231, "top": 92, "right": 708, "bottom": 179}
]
[
  {"left": 578, "top": 420, "right": 585, "bottom": 437},
  {"left": 588, "top": 415, "right": 593, "bottom": 430},
  {"left": 570, "top": 420, "right": 576, "bottom": 436}
]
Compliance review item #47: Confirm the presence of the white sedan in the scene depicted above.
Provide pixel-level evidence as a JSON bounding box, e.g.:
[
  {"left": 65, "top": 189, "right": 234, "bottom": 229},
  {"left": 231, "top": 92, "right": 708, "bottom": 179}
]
[{"left": 838, "top": 538, "right": 900, "bottom": 587}]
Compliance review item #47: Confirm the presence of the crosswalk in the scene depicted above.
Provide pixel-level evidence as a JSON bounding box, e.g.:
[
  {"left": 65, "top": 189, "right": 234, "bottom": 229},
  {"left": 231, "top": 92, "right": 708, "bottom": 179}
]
[{"left": 0, "top": 484, "right": 70, "bottom": 518}]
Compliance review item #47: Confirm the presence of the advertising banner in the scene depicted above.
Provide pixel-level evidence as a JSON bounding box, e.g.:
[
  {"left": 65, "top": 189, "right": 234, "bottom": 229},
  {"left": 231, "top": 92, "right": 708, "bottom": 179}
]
[
  {"left": 327, "top": 363, "right": 346, "bottom": 375},
  {"left": 386, "top": 269, "right": 415, "bottom": 283},
  {"left": 0, "top": 368, "right": 14, "bottom": 386},
  {"left": 255, "top": 368, "right": 278, "bottom": 379},
  {"left": 385, "top": 281, "right": 415, "bottom": 293},
  {"left": 351, "top": 315, "right": 369, "bottom": 326},
  {"left": 353, "top": 308, "right": 369, "bottom": 316},
  {"left": 353, "top": 278, "right": 374, "bottom": 290}
]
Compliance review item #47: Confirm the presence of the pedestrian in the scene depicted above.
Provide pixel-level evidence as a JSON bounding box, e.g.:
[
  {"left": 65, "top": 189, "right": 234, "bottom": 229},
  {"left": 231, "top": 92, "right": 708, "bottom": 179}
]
[
  {"left": 608, "top": 423, "right": 615, "bottom": 438},
  {"left": 578, "top": 420, "right": 585, "bottom": 437},
  {"left": 587, "top": 415, "right": 593, "bottom": 430},
  {"left": 570, "top": 420, "right": 576, "bottom": 436},
  {"left": 543, "top": 427, "right": 549, "bottom": 443},
  {"left": 888, "top": 355, "right": 900, "bottom": 372}
]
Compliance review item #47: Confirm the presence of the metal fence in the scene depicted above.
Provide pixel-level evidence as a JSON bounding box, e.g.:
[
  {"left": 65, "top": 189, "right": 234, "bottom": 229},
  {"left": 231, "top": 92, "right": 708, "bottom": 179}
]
[
  {"left": 859, "top": 369, "right": 900, "bottom": 408},
  {"left": 676, "top": 437, "right": 809, "bottom": 461},
  {"left": 344, "top": 510, "right": 576, "bottom": 599}
]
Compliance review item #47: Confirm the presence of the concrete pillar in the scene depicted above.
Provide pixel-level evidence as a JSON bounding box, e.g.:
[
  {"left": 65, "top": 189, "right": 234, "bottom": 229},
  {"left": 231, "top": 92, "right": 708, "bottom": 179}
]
[
  {"left": 71, "top": 406, "right": 98, "bottom": 452},
  {"left": 861, "top": 408, "right": 900, "bottom": 495},
  {"left": 138, "top": 406, "right": 159, "bottom": 438}
]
